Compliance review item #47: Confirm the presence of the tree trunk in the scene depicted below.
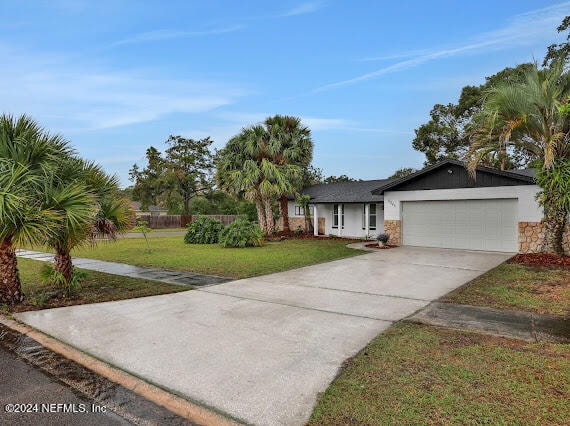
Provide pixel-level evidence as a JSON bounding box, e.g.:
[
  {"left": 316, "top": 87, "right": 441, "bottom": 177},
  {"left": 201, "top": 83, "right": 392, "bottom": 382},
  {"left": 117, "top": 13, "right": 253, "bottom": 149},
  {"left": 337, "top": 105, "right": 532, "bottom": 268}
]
[
  {"left": 305, "top": 212, "right": 314, "bottom": 234},
  {"left": 280, "top": 194, "right": 290, "bottom": 233},
  {"left": 263, "top": 196, "right": 275, "bottom": 235},
  {"left": 0, "top": 238, "right": 24, "bottom": 305},
  {"left": 548, "top": 213, "right": 568, "bottom": 257},
  {"left": 183, "top": 195, "right": 190, "bottom": 216},
  {"left": 254, "top": 195, "right": 267, "bottom": 232},
  {"left": 54, "top": 247, "right": 74, "bottom": 285}
]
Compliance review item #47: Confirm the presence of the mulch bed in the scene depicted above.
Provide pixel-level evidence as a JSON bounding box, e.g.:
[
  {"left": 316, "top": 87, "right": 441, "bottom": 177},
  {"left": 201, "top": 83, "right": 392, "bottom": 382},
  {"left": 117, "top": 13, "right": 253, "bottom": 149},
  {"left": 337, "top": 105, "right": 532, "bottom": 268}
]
[
  {"left": 508, "top": 253, "right": 570, "bottom": 267},
  {"left": 364, "top": 243, "right": 397, "bottom": 250},
  {"left": 270, "top": 231, "right": 350, "bottom": 241}
]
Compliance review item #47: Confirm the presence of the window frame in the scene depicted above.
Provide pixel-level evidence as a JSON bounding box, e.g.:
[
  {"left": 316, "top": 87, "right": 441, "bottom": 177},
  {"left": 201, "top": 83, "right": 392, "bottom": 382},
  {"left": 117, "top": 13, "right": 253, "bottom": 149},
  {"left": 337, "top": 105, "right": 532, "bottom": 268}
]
[{"left": 332, "top": 204, "right": 344, "bottom": 229}]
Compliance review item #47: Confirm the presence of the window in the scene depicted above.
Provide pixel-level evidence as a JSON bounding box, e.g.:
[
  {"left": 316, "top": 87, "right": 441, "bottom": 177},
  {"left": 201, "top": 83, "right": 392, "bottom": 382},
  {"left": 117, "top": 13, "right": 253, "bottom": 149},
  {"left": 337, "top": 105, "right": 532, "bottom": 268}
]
[
  {"left": 362, "top": 204, "right": 377, "bottom": 230},
  {"left": 369, "top": 203, "right": 377, "bottom": 230},
  {"left": 295, "top": 205, "right": 304, "bottom": 216},
  {"left": 332, "top": 204, "right": 344, "bottom": 228}
]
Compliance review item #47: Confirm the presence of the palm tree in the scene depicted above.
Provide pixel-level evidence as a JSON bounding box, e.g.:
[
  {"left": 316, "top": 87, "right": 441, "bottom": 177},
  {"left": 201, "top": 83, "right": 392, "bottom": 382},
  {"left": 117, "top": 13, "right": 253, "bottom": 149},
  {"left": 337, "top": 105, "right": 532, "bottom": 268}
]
[
  {"left": 216, "top": 125, "right": 301, "bottom": 234},
  {"left": 0, "top": 114, "right": 68, "bottom": 304},
  {"left": 43, "top": 157, "right": 132, "bottom": 284},
  {"left": 264, "top": 115, "right": 313, "bottom": 233},
  {"left": 467, "top": 61, "right": 570, "bottom": 255}
]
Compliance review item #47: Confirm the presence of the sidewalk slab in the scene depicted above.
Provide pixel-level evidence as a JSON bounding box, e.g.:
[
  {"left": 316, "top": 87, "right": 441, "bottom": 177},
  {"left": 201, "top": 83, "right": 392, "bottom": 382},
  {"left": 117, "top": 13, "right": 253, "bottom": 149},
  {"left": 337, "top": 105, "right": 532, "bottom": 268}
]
[
  {"left": 408, "top": 302, "right": 570, "bottom": 342},
  {"left": 16, "top": 250, "right": 230, "bottom": 287}
]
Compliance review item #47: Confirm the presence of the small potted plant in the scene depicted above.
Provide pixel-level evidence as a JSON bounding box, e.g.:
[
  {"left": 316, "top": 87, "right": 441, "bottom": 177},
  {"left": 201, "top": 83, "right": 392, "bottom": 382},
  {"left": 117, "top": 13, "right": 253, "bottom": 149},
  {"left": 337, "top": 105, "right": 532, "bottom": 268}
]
[{"left": 376, "top": 233, "right": 390, "bottom": 248}]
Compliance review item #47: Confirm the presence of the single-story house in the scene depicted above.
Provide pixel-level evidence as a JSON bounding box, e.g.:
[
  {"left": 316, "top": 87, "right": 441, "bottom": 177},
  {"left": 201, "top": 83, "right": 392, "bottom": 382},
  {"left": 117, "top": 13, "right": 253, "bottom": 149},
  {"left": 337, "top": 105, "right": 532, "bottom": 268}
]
[
  {"left": 130, "top": 201, "right": 169, "bottom": 218},
  {"left": 287, "top": 159, "right": 570, "bottom": 254}
]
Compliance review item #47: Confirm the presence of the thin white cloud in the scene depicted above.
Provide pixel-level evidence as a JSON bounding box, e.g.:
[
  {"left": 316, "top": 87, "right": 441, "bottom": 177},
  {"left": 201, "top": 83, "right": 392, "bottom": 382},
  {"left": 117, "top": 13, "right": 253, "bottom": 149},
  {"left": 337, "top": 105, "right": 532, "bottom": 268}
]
[
  {"left": 217, "top": 111, "right": 410, "bottom": 134},
  {"left": 111, "top": 2, "right": 323, "bottom": 47},
  {"left": 315, "top": 1, "right": 570, "bottom": 92},
  {"left": 300, "top": 116, "right": 353, "bottom": 130},
  {"left": 280, "top": 1, "right": 325, "bottom": 17},
  {"left": 112, "top": 25, "right": 244, "bottom": 47},
  {"left": 0, "top": 43, "right": 246, "bottom": 131}
]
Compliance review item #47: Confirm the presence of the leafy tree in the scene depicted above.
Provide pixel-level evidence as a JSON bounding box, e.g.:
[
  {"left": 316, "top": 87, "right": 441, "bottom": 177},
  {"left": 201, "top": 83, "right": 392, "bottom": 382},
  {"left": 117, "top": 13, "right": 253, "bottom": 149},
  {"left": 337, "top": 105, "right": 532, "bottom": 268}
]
[
  {"left": 129, "top": 146, "right": 168, "bottom": 210},
  {"left": 413, "top": 63, "right": 536, "bottom": 168},
  {"left": 467, "top": 61, "right": 570, "bottom": 255},
  {"left": 323, "top": 174, "right": 358, "bottom": 183},
  {"left": 164, "top": 135, "right": 213, "bottom": 216},
  {"left": 388, "top": 167, "right": 417, "bottom": 179},
  {"left": 543, "top": 16, "right": 570, "bottom": 67},
  {"left": 301, "top": 165, "right": 324, "bottom": 187},
  {"left": 0, "top": 114, "right": 67, "bottom": 305},
  {"left": 130, "top": 136, "right": 214, "bottom": 216}
]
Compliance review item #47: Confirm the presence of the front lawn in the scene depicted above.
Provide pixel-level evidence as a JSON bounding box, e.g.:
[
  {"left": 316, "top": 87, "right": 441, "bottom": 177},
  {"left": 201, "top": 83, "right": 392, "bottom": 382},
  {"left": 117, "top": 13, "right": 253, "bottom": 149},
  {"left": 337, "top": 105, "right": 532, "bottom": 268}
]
[
  {"left": 310, "top": 323, "right": 569, "bottom": 425},
  {"left": 5, "top": 258, "right": 188, "bottom": 313},
  {"left": 71, "top": 237, "right": 362, "bottom": 279},
  {"left": 443, "top": 262, "right": 569, "bottom": 316}
]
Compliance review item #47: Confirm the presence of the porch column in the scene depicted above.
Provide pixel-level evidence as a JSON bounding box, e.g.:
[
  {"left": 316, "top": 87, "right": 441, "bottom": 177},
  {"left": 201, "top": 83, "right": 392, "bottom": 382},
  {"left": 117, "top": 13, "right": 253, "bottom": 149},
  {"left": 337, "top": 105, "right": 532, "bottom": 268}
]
[
  {"left": 365, "top": 203, "right": 370, "bottom": 238},
  {"left": 313, "top": 204, "right": 318, "bottom": 236},
  {"left": 339, "top": 204, "right": 343, "bottom": 237}
]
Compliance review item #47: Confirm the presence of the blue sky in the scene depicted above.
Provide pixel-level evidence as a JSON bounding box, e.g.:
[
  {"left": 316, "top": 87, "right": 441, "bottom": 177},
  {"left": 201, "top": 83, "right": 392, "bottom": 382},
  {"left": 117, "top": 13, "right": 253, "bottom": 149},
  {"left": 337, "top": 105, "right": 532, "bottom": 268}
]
[{"left": 2, "top": 1, "right": 569, "bottom": 187}]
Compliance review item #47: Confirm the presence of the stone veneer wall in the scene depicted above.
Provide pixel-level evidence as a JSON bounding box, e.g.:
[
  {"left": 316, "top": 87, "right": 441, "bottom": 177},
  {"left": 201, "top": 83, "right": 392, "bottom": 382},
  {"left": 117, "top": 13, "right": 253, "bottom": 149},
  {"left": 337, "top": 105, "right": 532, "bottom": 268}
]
[
  {"left": 518, "top": 221, "right": 570, "bottom": 255},
  {"left": 278, "top": 217, "right": 325, "bottom": 234},
  {"left": 384, "top": 220, "right": 401, "bottom": 245}
]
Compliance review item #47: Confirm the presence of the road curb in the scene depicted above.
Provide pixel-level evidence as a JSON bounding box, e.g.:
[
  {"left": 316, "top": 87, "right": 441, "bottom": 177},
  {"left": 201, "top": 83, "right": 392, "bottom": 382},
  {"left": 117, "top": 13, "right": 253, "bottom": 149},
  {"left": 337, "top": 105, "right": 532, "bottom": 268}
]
[{"left": 0, "top": 315, "right": 241, "bottom": 426}]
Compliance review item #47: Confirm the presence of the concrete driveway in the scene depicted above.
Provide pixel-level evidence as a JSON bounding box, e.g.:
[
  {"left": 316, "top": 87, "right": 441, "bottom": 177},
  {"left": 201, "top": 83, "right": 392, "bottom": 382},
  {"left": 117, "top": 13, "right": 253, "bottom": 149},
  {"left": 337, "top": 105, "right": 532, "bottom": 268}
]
[{"left": 15, "top": 246, "right": 511, "bottom": 425}]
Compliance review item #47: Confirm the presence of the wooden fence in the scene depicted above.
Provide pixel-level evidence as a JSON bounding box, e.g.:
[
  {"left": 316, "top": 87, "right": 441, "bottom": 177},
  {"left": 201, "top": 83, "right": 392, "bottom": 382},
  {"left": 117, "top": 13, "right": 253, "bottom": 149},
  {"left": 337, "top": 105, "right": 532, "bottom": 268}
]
[{"left": 138, "top": 214, "right": 239, "bottom": 229}]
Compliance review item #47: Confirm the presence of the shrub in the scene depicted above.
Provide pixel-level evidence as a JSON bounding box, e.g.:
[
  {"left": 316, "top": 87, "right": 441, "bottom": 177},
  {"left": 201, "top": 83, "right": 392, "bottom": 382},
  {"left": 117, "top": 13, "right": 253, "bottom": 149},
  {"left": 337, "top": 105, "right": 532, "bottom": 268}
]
[
  {"left": 219, "top": 218, "right": 264, "bottom": 248},
  {"left": 184, "top": 216, "right": 224, "bottom": 244},
  {"left": 376, "top": 233, "right": 390, "bottom": 245},
  {"left": 294, "top": 225, "right": 304, "bottom": 235},
  {"left": 40, "top": 264, "right": 87, "bottom": 297}
]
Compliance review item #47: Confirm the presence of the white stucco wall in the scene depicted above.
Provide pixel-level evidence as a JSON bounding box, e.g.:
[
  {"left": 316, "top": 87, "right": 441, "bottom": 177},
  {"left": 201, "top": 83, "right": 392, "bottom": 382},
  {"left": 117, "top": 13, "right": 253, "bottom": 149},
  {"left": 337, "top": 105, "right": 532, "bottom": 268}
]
[
  {"left": 287, "top": 201, "right": 385, "bottom": 237},
  {"left": 383, "top": 185, "right": 543, "bottom": 222}
]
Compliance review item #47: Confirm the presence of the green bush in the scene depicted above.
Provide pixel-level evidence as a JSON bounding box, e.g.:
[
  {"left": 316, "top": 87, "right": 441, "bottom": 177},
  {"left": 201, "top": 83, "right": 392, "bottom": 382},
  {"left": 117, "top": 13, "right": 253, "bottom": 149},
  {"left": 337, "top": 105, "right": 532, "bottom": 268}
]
[
  {"left": 219, "top": 218, "right": 264, "bottom": 248},
  {"left": 184, "top": 216, "right": 224, "bottom": 244}
]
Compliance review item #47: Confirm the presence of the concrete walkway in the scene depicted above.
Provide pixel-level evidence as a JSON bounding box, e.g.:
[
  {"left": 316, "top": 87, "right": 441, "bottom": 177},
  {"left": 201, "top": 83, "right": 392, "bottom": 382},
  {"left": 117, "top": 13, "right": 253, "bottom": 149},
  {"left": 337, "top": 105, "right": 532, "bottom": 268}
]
[
  {"left": 16, "top": 250, "right": 230, "bottom": 287},
  {"left": 15, "top": 246, "right": 512, "bottom": 425},
  {"left": 408, "top": 302, "right": 570, "bottom": 343}
]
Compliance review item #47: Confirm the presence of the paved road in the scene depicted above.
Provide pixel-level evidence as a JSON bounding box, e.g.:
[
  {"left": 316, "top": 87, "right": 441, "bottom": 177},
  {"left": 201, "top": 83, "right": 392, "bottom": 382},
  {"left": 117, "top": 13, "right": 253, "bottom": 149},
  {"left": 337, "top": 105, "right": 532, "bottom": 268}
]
[
  {"left": 0, "top": 325, "right": 192, "bottom": 426},
  {"left": 15, "top": 246, "right": 512, "bottom": 425}
]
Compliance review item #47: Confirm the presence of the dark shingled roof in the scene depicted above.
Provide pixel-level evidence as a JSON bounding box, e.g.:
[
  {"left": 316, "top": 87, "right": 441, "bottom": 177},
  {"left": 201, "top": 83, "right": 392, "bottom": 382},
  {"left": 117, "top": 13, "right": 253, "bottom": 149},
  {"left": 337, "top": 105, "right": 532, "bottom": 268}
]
[
  {"left": 508, "top": 168, "right": 536, "bottom": 178},
  {"left": 295, "top": 179, "right": 394, "bottom": 203}
]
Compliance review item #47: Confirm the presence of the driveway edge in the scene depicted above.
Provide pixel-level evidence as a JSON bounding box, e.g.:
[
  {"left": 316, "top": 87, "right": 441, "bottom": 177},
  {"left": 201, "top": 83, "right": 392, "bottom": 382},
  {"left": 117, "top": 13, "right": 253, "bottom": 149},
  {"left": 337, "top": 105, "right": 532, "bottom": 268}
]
[{"left": 0, "top": 315, "right": 241, "bottom": 426}]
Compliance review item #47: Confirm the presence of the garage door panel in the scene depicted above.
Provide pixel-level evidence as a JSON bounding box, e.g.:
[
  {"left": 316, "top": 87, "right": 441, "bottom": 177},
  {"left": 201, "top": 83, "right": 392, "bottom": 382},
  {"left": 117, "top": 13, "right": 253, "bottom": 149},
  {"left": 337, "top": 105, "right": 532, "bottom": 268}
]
[{"left": 402, "top": 199, "right": 517, "bottom": 252}]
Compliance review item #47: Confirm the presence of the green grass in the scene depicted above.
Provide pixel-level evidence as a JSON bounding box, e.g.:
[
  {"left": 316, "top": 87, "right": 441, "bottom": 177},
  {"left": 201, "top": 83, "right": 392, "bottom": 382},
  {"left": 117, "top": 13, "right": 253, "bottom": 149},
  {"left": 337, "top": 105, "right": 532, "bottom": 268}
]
[
  {"left": 310, "top": 323, "right": 569, "bottom": 426},
  {"left": 443, "top": 263, "right": 570, "bottom": 316},
  {"left": 8, "top": 258, "right": 188, "bottom": 313},
  {"left": 70, "top": 237, "right": 362, "bottom": 279}
]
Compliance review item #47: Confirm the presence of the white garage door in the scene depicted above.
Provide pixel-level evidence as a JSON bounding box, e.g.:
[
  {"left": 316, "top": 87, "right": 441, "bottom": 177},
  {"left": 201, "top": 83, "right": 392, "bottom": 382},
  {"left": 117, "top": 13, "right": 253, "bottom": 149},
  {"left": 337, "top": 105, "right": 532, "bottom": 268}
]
[{"left": 402, "top": 199, "right": 517, "bottom": 252}]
